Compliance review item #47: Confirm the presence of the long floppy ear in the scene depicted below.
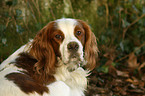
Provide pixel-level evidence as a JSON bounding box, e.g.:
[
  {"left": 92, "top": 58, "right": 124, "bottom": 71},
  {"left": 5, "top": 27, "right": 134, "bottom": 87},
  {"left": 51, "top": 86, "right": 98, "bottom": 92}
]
[
  {"left": 78, "top": 20, "right": 99, "bottom": 70},
  {"left": 29, "top": 21, "right": 56, "bottom": 75}
]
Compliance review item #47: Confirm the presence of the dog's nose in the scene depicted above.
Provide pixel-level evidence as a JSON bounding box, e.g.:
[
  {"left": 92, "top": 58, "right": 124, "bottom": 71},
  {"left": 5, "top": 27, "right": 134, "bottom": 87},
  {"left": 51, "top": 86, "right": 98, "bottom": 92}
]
[{"left": 67, "top": 42, "right": 79, "bottom": 51}]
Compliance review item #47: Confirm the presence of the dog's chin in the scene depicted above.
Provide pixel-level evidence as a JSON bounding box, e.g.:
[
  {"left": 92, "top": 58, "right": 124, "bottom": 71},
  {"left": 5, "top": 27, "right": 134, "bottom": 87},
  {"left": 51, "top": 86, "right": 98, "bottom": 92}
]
[{"left": 64, "top": 58, "right": 84, "bottom": 72}]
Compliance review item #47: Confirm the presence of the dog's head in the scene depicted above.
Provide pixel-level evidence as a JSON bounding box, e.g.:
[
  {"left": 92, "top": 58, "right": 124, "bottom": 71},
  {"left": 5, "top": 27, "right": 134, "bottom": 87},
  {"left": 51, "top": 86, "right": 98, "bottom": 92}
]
[{"left": 30, "top": 18, "right": 98, "bottom": 73}]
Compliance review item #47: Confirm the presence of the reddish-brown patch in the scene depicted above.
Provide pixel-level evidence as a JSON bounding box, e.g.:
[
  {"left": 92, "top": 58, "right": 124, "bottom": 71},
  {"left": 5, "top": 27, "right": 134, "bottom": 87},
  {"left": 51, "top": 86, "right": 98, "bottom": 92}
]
[
  {"left": 29, "top": 21, "right": 57, "bottom": 77},
  {"left": 5, "top": 73, "right": 49, "bottom": 95},
  {"left": 50, "top": 29, "right": 64, "bottom": 57},
  {"left": 29, "top": 21, "right": 64, "bottom": 77},
  {"left": 77, "top": 19, "right": 99, "bottom": 70},
  {"left": 74, "top": 24, "right": 85, "bottom": 46},
  {"left": 15, "top": 52, "right": 56, "bottom": 85}
]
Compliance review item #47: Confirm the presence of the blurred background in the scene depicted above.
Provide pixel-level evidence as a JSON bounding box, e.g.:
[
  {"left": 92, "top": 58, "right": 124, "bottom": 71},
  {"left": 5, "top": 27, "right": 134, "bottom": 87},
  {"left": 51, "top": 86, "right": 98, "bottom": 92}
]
[{"left": 0, "top": 0, "right": 145, "bottom": 95}]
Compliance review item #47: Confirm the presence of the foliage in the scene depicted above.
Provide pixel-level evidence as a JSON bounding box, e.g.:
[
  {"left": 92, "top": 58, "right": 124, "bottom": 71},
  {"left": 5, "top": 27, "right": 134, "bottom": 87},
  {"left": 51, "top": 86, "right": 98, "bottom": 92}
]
[{"left": 96, "top": 0, "right": 145, "bottom": 74}]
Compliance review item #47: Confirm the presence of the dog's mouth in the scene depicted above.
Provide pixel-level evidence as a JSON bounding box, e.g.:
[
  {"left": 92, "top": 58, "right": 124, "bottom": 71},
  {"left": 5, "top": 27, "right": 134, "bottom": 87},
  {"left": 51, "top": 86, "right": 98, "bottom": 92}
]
[
  {"left": 67, "top": 61, "right": 85, "bottom": 72},
  {"left": 64, "top": 54, "right": 85, "bottom": 72},
  {"left": 59, "top": 51, "right": 85, "bottom": 72}
]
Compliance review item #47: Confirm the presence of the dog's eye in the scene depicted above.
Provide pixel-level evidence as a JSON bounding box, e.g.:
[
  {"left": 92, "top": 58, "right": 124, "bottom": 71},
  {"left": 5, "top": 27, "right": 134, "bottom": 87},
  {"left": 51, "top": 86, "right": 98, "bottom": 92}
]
[
  {"left": 55, "top": 34, "right": 62, "bottom": 39},
  {"left": 76, "top": 31, "right": 81, "bottom": 36}
]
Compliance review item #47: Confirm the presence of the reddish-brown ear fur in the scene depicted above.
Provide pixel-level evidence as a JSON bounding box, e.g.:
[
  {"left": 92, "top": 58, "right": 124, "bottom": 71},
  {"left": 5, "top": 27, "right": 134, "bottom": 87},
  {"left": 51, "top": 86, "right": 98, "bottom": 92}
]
[
  {"left": 78, "top": 20, "right": 99, "bottom": 70},
  {"left": 29, "top": 22, "right": 56, "bottom": 82}
]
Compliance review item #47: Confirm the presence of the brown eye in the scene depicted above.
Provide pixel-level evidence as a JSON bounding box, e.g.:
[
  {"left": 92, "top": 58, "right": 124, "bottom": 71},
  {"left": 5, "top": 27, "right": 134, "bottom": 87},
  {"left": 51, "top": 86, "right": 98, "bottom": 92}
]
[
  {"left": 76, "top": 31, "right": 81, "bottom": 36},
  {"left": 55, "top": 34, "right": 62, "bottom": 39}
]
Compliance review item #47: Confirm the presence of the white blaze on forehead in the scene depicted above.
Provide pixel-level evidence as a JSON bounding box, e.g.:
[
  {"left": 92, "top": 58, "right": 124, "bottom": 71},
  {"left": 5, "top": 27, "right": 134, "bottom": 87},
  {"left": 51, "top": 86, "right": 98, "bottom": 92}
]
[{"left": 56, "top": 18, "right": 77, "bottom": 37}]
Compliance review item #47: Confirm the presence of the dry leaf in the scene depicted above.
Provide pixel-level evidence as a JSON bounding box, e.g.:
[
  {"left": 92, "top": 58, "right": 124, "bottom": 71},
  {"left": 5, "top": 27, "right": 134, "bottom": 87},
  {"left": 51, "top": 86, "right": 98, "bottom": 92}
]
[
  {"left": 127, "top": 52, "right": 139, "bottom": 69},
  {"left": 126, "top": 77, "right": 144, "bottom": 86},
  {"left": 126, "top": 78, "right": 134, "bottom": 83},
  {"left": 138, "top": 62, "right": 145, "bottom": 71},
  {"left": 116, "top": 70, "right": 129, "bottom": 77}
]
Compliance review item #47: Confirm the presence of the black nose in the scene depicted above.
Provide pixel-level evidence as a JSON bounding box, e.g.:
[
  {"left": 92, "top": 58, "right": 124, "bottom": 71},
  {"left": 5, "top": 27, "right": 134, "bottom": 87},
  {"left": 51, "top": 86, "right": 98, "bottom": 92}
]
[{"left": 67, "top": 42, "right": 79, "bottom": 51}]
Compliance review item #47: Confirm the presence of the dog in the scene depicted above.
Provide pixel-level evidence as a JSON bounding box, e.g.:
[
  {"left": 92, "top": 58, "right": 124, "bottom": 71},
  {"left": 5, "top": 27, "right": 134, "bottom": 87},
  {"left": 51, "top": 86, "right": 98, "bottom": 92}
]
[{"left": 0, "top": 18, "right": 98, "bottom": 96}]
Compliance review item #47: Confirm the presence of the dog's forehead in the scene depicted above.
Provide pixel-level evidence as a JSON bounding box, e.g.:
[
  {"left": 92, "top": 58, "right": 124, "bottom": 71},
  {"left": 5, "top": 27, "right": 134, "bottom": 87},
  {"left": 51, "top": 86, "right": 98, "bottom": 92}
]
[{"left": 56, "top": 18, "right": 78, "bottom": 36}]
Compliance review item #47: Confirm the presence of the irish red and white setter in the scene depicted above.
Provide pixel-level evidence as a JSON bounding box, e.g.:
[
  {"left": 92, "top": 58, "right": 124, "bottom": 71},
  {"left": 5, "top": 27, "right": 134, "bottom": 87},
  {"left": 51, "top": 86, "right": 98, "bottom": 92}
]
[{"left": 0, "top": 18, "right": 98, "bottom": 96}]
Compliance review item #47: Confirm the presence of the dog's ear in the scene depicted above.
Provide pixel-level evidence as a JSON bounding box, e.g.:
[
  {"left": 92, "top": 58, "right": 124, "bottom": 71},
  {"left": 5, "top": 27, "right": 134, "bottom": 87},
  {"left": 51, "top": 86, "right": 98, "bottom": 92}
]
[
  {"left": 78, "top": 20, "right": 99, "bottom": 70},
  {"left": 29, "top": 21, "right": 56, "bottom": 76}
]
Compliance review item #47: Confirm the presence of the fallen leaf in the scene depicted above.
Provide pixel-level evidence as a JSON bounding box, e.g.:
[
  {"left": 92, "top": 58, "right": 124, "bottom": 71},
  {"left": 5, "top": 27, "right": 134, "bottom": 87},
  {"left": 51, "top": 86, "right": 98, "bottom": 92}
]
[
  {"left": 126, "top": 78, "right": 139, "bottom": 85},
  {"left": 126, "top": 78, "right": 134, "bottom": 83},
  {"left": 126, "top": 77, "right": 144, "bottom": 86},
  {"left": 127, "top": 52, "right": 139, "bottom": 69},
  {"left": 138, "top": 62, "right": 145, "bottom": 71},
  {"left": 116, "top": 70, "right": 129, "bottom": 77}
]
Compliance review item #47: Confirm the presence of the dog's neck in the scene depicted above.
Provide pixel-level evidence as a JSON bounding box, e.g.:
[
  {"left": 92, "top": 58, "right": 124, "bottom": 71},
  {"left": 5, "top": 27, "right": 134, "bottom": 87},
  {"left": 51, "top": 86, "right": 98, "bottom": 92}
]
[{"left": 54, "top": 58, "right": 89, "bottom": 91}]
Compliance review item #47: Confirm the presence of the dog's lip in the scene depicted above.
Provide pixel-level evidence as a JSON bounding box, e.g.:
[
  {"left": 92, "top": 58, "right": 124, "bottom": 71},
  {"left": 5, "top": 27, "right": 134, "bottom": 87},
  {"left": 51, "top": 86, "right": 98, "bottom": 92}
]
[
  {"left": 64, "top": 59, "right": 83, "bottom": 64},
  {"left": 67, "top": 63, "right": 82, "bottom": 72},
  {"left": 70, "top": 54, "right": 79, "bottom": 58},
  {"left": 71, "top": 55, "right": 77, "bottom": 58}
]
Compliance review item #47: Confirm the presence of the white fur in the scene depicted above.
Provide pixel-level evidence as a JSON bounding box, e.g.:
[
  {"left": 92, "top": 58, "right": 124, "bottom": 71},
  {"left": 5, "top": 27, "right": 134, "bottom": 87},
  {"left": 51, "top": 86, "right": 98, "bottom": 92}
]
[
  {"left": 54, "top": 58, "right": 89, "bottom": 96},
  {"left": 0, "top": 18, "right": 89, "bottom": 96}
]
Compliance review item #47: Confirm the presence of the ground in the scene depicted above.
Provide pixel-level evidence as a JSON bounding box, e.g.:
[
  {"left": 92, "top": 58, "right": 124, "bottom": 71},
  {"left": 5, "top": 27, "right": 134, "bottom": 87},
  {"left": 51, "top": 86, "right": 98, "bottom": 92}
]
[{"left": 86, "top": 62, "right": 145, "bottom": 96}]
